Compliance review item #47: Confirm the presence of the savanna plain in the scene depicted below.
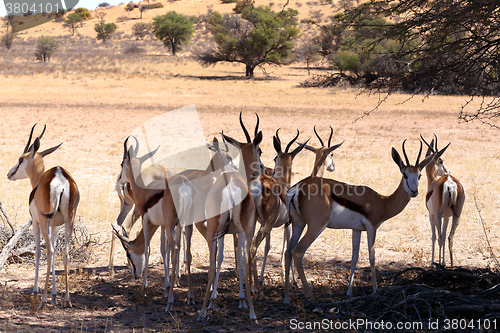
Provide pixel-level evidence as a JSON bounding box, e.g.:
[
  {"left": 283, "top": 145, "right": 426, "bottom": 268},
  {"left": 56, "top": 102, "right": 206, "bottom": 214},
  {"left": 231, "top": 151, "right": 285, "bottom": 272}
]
[{"left": 1, "top": 1, "right": 500, "bottom": 332}]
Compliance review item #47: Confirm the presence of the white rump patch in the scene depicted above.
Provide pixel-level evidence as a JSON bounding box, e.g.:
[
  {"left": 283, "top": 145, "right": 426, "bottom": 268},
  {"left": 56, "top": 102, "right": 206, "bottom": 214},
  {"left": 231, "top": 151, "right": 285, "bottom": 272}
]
[{"left": 221, "top": 179, "right": 243, "bottom": 221}]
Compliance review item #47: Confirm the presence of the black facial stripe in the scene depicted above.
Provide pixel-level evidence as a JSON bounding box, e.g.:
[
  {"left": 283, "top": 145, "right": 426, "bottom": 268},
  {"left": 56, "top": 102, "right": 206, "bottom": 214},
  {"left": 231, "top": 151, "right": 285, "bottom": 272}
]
[{"left": 125, "top": 251, "right": 136, "bottom": 274}]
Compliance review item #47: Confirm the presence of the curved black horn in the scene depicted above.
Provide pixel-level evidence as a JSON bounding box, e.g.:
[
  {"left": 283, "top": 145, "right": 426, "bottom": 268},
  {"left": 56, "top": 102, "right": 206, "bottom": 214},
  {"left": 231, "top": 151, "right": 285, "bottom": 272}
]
[
  {"left": 327, "top": 126, "right": 333, "bottom": 147},
  {"left": 239, "top": 112, "right": 251, "bottom": 143},
  {"left": 275, "top": 128, "right": 281, "bottom": 144},
  {"left": 24, "top": 123, "right": 37, "bottom": 153},
  {"left": 415, "top": 140, "right": 423, "bottom": 166},
  {"left": 37, "top": 124, "right": 46, "bottom": 141},
  {"left": 402, "top": 140, "right": 410, "bottom": 166},
  {"left": 285, "top": 130, "right": 300, "bottom": 153},
  {"left": 254, "top": 113, "right": 260, "bottom": 138},
  {"left": 132, "top": 136, "right": 140, "bottom": 157},
  {"left": 123, "top": 136, "right": 130, "bottom": 159},
  {"left": 220, "top": 131, "right": 230, "bottom": 152},
  {"left": 420, "top": 134, "right": 434, "bottom": 152},
  {"left": 314, "top": 126, "right": 325, "bottom": 147}
]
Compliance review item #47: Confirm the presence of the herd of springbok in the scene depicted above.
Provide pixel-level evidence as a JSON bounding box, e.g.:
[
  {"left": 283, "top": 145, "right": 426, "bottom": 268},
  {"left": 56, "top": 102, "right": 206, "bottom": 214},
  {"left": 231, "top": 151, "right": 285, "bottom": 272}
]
[{"left": 6, "top": 114, "right": 465, "bottom": 323}]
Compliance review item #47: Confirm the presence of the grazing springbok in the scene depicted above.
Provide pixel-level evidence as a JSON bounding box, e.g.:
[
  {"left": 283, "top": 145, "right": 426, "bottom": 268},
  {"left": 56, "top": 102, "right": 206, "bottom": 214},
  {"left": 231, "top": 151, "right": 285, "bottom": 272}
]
[
  {"left": 115, "top": 137, "right": 198, "bottom": 311},
  {"left": 109, "top": 164, "right": 168, "bottom": 276},
  {"left": 199, "top": 128, "right": 263, "bottom": 323},
  {"left": 421, "top": 134, "right": 465, "bottom": 267},
  {"left": 249, "top": 129, "right": 309, "bottom": 290},
  {"left": 284, "top": 140, "right": 436, "bottom": 302},
  {"left": 7, "top": 124, "right": 79, "bottom": 309}
]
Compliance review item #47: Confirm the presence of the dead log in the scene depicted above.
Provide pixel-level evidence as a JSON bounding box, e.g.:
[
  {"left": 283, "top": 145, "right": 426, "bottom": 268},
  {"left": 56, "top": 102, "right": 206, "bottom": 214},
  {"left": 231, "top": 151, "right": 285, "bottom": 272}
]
[{"left": 0, "top": 219, "right": 32, "bottom": 270}]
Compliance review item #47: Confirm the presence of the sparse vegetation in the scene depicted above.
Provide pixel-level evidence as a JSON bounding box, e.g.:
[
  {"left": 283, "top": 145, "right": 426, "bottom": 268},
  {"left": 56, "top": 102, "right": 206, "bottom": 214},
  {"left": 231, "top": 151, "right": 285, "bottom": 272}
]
[
  {"left": 75, "top": 7, "right": 93, "bottom": 20},
  {"left": 63, "top": 13, "right": 83, "bottom": 36},
  {"left": 94, "top": 21, "right": 117, "bottom": 43},
  {"left": 233, "top": 0, "right": 254, "bottom": 13},
  {"left": 132, "top": 22, "right": 151, "bottom": 40},
  {"left": 34, "top": 36, "right": 58, "bottom": 62},
  {"left": 295, "top": 38, "right": 321, "bottom": 75},
  {"left": 151, "top": 12, "right": 195, "bottom": 55},
  {"left": 1, "top": 31, "right": 16, "bottom": 50},
  {"left": 117, "top": 15, "right": 131, "bottom": 23}
]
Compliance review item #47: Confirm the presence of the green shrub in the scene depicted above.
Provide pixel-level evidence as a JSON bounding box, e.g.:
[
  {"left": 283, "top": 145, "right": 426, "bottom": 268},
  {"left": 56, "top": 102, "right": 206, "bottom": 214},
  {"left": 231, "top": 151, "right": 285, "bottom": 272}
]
[
  {"left": 94, "top": 21, "right": 117, "bottom": 43},
  {"left": 75, "top": 8, "right": 93, "bottom": 20},
  {"left": 35, "top": 37, "right": 58, "bottom": 62}
]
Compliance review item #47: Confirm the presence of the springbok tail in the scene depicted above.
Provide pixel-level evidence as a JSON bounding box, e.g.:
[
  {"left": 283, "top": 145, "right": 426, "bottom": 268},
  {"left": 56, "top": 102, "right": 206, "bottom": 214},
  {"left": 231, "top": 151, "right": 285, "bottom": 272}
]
[
  {"left": 216, "top": 180, "right": 242, "bottom": 240},
  {"left": 443, "top": 179, "right": 458, "bottom": 216},
  {"left": 41, "top": 189, "right": 64, "bottom": 219}
]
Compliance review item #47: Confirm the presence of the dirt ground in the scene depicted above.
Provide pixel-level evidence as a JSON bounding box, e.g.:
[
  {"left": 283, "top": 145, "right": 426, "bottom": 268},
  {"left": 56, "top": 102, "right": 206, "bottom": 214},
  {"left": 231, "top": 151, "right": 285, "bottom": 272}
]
[{"left": 1, "top": 58, "right": 500, "bottom": 331}]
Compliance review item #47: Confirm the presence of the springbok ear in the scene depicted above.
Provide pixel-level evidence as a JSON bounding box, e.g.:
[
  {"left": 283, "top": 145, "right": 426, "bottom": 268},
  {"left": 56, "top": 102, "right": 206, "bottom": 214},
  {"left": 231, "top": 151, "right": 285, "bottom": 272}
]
[
  {"left": 296, "top": 141, "right": 317, "bottom": 152},
  {"left": 205, "top": 140, "right": 216, "bottom": 152},
  {"left": 221, "top": 133, "right": 241, "bottom": 148},
  {"left": 327, "top": 140, "right": 344, "bottom": 154},
  {"left": 418, "top": 153, "right": 434, "bottom": 170},
  {"left": 391, "top": 147, "right": 405, "bottom": 172},
  {"left": 434, "top": 142, "right": 450, "bottom": 161},
  {"left": 30, "top": 137, "right": 41, "bottom": 158},
  {"left": 253, "top": 131, "right": 263, "bottom": 146},
  {"left": 40, "top": 142, "right": 63, "bottom": 157},
  {"left": 290, "top": 138, "right": 310, "bottom": 159}
]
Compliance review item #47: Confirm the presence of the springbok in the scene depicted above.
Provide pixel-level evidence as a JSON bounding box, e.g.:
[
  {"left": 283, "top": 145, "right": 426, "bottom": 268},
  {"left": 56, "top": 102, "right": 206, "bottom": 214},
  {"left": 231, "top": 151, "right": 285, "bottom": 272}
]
[
  {"left": 249, "top": 129, "right": 309, "bottom": 290},
  {"left": 115, "top": 137, "right": 198, "bottom": 311},
  {"left": 199, "top": 128, "right": 263, "bottom": 323},
  {"left": 421, "top": 134, "right": 465, "bottom": 267},
  {"left": 284, "top": 140, "right": 438, "bottom": 302},
  {"left": 300, "top": 126, "right": 344, "bottom": 178},
  {"left": 109, "top": 164, "right": 168, "bottom": 276},
  {"left": 7, "top": 124, "right": 80, "bottom": 309}
]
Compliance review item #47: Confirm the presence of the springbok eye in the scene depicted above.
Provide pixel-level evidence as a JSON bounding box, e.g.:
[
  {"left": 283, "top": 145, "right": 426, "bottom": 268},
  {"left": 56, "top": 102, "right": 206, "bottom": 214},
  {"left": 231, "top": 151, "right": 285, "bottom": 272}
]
[{"left": 18, "top": 158, "right": 23, "bottom": 164}]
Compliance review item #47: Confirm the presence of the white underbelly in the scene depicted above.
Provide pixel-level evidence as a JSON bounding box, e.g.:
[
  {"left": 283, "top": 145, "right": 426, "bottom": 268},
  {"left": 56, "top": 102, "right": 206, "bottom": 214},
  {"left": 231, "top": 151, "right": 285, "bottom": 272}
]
[
  {"left": 145, "top": 198, "right": 164, "bottom": 226},
  {"left": 327, "top": 202, "right": 367, "bottom": 231}
]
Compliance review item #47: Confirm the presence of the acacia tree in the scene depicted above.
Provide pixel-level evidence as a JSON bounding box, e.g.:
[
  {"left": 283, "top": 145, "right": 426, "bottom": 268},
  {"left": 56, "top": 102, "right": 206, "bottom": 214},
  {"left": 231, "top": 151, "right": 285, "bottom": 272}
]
[
  {"left": 1, "top": 31, "right": 16, "bottom": 50},
  {"left": 94, "top": 21, "right": 117, "bottom": 43},
  {"left": 35, "top": 37, "right": 58, "bottom": 62},
  {"left": 197, "top": 6, "right": 300, "bottom": 77},
  {"left": 151, "top": 12, "right": 194, "bottom": 56},
  {"left": 337, "top": 0, "right": 500, "bottom": 126},
  {"left": 63, "top": 13, "right": 82, "bottom": 36},
  {"left": 132, "top": 22, "right": 151, "bottom": 40}
]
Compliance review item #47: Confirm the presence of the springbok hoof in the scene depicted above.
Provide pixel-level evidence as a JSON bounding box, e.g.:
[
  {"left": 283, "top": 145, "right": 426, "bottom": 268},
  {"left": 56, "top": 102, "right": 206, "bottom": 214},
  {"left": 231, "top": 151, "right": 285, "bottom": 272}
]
[
  {"left": 38, "top": 301, "right": 47, "bottom": 310},
  {"left": 165, "top": 302, "right": 174, "bottom": 312},
  {"left": 187, "top": 297, "right": 195, "bottom": 305},
  {"left": 239, "top": 298, "right": 247, "bottom": 309}
]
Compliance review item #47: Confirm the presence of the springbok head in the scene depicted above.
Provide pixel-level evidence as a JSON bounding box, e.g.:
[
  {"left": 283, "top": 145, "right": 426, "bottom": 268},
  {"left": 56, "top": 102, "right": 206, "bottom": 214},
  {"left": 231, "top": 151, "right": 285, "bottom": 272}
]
[{"left": 7, "top": 124, "right": 62, "bottom": 183}]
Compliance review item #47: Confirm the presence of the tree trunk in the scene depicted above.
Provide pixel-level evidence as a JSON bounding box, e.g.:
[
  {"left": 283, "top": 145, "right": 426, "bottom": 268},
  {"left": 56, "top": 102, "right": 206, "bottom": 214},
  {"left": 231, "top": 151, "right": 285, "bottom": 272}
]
[
  {"left": 171, "top": 41, "right": 176, "bottom": 56},
  {"left": 246, "top": 64, "right": 255, "bottom": 77}
]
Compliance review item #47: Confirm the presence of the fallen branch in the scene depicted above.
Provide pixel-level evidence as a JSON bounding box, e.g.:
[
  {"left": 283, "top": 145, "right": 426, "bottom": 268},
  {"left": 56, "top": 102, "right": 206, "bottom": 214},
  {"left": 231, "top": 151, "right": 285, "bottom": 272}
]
[
  {"left": 0, "top": 202, "right": 15, "bottom": 235},
  {"left": 0, "top": 219, "right": 32, "bottom": 271}
]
